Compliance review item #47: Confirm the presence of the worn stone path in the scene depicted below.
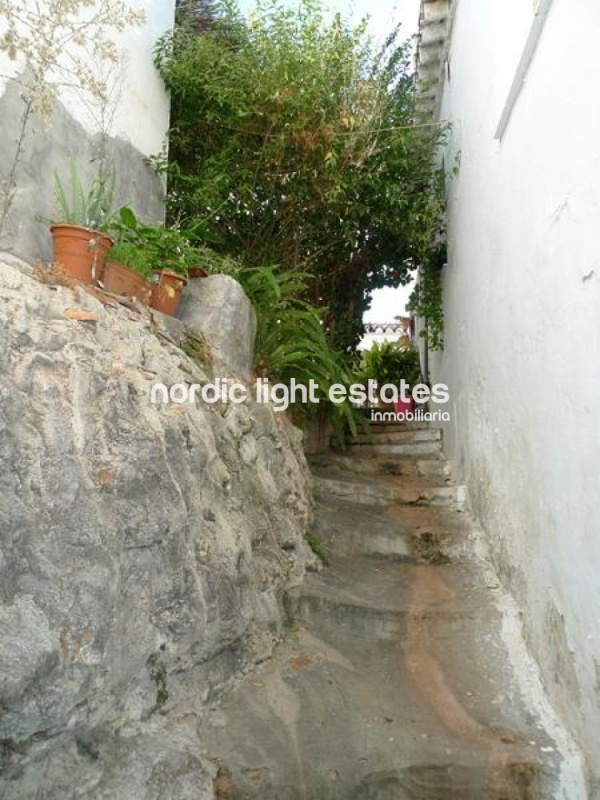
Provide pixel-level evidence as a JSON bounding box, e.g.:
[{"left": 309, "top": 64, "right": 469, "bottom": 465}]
[{"left": 199, "top": 423, "right": 580, "bottom": 799}]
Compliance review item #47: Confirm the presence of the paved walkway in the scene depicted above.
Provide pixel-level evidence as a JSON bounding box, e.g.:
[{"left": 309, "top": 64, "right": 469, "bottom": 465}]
[{"left": 200, "top": 424, "right": 579, "bottom": 799}]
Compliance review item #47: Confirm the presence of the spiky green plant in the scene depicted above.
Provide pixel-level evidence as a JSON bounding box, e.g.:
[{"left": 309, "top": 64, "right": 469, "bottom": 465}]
[
  {"left": 53, "top": 157, "right": 116, "bottom": 232},
  {"left": 234, "top": 265, "right": 363, "bottom": 443}
]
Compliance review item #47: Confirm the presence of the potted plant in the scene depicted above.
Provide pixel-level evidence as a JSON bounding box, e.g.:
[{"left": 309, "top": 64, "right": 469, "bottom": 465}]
[
  {"left": 188, "top": 265, "right": 209, "bottom": 279},
  {"left": 102, "top": 241, "right": 153, "bottom": 305},
  {"left": 50, "top": 158, "right": 116, "bottom": 283},
  {"left": 113, "top": 207, "right": 201, "bottom": 315}
]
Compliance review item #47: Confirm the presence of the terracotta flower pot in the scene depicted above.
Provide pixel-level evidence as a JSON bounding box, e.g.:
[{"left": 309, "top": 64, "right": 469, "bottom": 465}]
[
  {"left": 188, "top": 266, "right": 208, "bottom": 279},
  {"left": 150, "top": 270, "right": 187, "bottom": 316},
  {"left": 50, "top": 223, "right": 113, "bottom": 284},
  {"left": 103, "top": 260, "right": 152, "bottom": 305}
]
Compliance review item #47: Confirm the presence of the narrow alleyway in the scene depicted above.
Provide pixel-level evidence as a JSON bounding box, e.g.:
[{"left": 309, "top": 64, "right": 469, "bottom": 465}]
[{"left": 200, "top": 423, "right": 577, "bottom": 799}]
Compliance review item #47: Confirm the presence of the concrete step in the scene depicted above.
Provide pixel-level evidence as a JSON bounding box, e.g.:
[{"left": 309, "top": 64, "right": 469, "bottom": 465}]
[
  {"left": 311, "top": 451, "right": 452, "bottom": 482},
  {"left": 328, "top": 421, "right": 432, "bottom": 449},
  {"left": 345, "top": 438, "right": 443, "bottom": 458},
  {"left": 285, "top": 557, "right": 486, "bottom": 641},
  {"left": 369, "top": 419, "right": 431, "bottom": 431},
  {"left": 199, "top": 555, "right": 562, "bottom": 799},
  {"left": 195, "top": 435, "right": 570, "bottom": 799},
  {"left": 347, "top": 427, "right": 442, "bottom": 446},
  {"left": 313, "top": 469, "right": 467, "bottom": 511},
  {"left": 310, "top": 498, "right": 466, "bottom": 560},
  {"left": 334, "top": 423, "right": 444, "bottom": 458}
]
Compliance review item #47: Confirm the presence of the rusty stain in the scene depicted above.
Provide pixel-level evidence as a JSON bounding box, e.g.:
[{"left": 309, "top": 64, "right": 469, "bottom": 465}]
[
  {"left": 57, "top": 628, "right": 95, "bottom": 664},
  {"left": 405, "top": 565, "right": 536, "bottom": 798},
  {"left": 213, "top": 765, "right": 233, "bottom": 798},
  {"left": 242, "top": 766, "right": 269, "bottom": 782},
  {"left": 98, "top": 468, "right": 116, "bottom": 488},
  {"left": 287, "top": 653, "right": 314, "bottom": 671}
]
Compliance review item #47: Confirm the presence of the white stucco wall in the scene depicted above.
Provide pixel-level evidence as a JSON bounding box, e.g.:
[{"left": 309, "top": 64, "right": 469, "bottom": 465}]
[
  {"left": 431, "top": 0, "right": 600, "bottom": 786},
  {"left": 0, "top": 0, "right": 174, "bottom": 258},
  {"left": 0, "top": 0, "right": 174, "bottom": 157}
]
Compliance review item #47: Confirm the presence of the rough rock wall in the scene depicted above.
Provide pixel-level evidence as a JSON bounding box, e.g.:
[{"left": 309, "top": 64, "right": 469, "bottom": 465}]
[
  {"left": 0, "top": 257, "right": 315, "bottom": 798},
  {"left": 178, "top": 275, "right": 257, "bottom": 382}
]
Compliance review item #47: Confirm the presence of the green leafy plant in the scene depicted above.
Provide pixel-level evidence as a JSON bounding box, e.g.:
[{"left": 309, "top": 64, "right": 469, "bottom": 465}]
[
  {"left": 233, "top": 264, "right": 363, "bottom": 444},
  {"left": 407, "top": 258, "right": 445, "bottom": 351},
  {"left": 53, "top": 158, "right": 117, "bottom": 232},
  {"left": 306, "top": 533, "right": 331, "bottom": 567},
  {"left": 111, "top": 206, "right": 224, "bottom": 277},
  {"left": 106, "top": 241, "right": 154, "bottom": 278},
  {"left": 154, "top": 0, "right": 448, "bottom": 352},
  {"left": 360, "top": 340, "right": 421, "bottom": 388}
]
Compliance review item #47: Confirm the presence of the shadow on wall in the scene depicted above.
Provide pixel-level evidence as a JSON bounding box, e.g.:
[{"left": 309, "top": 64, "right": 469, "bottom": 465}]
[{"left": 0, "top": 74, "right": 166, "bottom": 263}]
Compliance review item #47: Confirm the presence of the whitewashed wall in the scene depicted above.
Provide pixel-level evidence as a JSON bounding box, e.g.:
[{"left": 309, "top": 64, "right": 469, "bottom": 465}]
[
  {"left": 0, "top": 0, "right": 175, "bottom": 258},
  {"left": 0, "top": 0, "right": 174, "bottom": 155},
  {"left": 430, "top": 0, "right": 600, "bottom": 789}
]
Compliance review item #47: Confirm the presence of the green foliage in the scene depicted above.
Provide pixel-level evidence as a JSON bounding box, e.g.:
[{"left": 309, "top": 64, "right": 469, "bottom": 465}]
[
  {"left": 236, "top": 267, "right": 332, "bottom": 382},
  {"left": 360, "top": 340, "right": 421, "bottom": 387},
  {"left": 111, "top": 207, "right": 193, "bottom": 275},
  {"left": 110, "top": 206, "right": 236, "bottom": 277},
  {"left": 107, "top": 241, "right": 154, "bottom": 278},
  {"left": 53, "top": 158, "right": 116, "bottom": 232},
  {"left": 233, "top": 264, "right": 362, "bottom": 443},
  {"left": 404, "top": 166, "right": 448, "bottom": 351},
  {"left": 154, "top": 0, "right": 447, "bottom": 352},
  {"left": 147, "top": 653, "right": 169, "bottom": 710},
  {"left": 407, "top": 261, "right": 445, "bottom": 351}
]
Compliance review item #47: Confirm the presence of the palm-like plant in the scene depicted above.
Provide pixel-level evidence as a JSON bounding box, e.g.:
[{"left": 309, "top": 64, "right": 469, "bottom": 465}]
[{"left": 236, "top": 265, "right": 361, "bottom": 442}]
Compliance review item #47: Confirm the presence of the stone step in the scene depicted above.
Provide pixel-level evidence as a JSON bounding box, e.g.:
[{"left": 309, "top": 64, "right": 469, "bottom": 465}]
[
  {"left": 417, "top": 458, "right": 453, "bottom": 480},
  {"left": 194, "top": 439, "right": 570, "bottom": 799},
  {"left": 369, "top": 419, "right": 431, "bottom": 431},
  {"left": 340, "top": 418, "right": 432, "bottom": 436},
  {"left": 314, "top": 469, "right": 467, "bottom": 511},
  {"left": 199, "top": 556, "right": 561, "bottom": 799},
  {"left": 346, "top": 426, "right": 442, "bottom": 446},
  {"left": 345, "top": 438, "right": 444, "bottom": 458},
  {"left": 311, "top": 451, "right": 452, "bottom": 482},
  {"left": 285, "top": 557, "right": 484, "bottom": 641},
  {"left": 311, "top": 498, "right": 466, "bottom": 560}
]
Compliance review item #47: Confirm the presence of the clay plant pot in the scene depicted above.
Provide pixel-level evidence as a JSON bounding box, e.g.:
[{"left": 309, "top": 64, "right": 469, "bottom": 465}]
[
  {"left": 103, "top": 260, "right": 152, "bottom": 305},
  {"left": 50, "top": 223, "right": 113, "bottom": 284},
  {"left": 150, "top": 270, "right": 187, "bottom": 316},
  {"left": 188, "top": 266, "right": 208, "bottom": 279}
]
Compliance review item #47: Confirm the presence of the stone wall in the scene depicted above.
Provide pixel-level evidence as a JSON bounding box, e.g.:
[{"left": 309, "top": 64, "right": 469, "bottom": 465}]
[{"left": 0, "top": 257, "right": 315, "bottom": 799}]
